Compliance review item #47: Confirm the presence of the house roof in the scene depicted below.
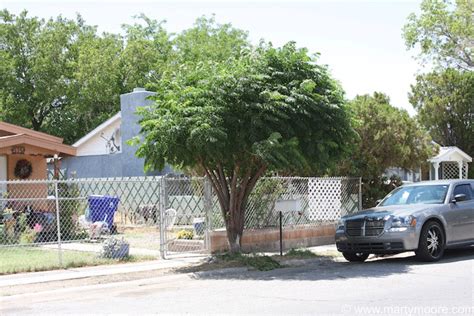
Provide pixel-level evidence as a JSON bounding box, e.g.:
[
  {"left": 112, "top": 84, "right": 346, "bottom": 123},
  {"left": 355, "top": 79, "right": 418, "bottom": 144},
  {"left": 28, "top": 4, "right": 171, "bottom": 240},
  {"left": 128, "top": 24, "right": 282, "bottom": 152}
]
[
  {"left": 0, "top": 134, "right": 76, "bottom": 156},
  {"left": 0, "top": 121, "right": 63, "bottom": 143},
  {"left": 428, "top": 146, "right": 472, "bottom": 163},
  {"left": 73, "top": 112, "right": 121, "bottom": 148}
]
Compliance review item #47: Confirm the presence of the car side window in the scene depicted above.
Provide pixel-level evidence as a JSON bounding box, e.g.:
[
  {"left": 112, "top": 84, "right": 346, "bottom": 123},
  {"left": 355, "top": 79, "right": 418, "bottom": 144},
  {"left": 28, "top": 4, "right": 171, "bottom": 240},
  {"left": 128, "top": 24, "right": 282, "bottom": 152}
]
[{"left": 453, "top": 184, "right": 472, "bottom": 201}]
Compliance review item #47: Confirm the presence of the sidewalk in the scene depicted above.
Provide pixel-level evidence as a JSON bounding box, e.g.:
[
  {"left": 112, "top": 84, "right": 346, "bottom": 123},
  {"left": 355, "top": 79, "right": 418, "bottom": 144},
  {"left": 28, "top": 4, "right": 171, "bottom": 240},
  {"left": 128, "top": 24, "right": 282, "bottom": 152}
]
[
  {"left": 0, "top": 255, "right": 206, "bottom": 288},
  {"left": 0, "top": 244, "right": 338, "bottom": 288},
  {"left": 41, "top": 242, "right": 161, "bottom": 257}
]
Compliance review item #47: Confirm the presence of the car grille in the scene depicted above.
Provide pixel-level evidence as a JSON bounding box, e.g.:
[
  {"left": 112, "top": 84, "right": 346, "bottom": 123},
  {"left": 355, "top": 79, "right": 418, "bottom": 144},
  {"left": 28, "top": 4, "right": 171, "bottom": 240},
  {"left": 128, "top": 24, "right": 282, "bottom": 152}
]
[
  {"left": 346, "top": 218, "right": 385, "bottom": 237},
  {"left": 337, "top": 242, "right": 405, "bottom": 252}
]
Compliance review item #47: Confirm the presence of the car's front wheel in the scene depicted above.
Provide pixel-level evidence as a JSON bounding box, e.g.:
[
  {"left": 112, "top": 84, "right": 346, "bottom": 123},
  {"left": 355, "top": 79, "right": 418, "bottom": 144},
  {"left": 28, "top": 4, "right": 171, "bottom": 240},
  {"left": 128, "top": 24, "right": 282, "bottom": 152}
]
[
  {"left": 342, "top": 252, "right": 369, "bottom": 262},
  {"left": 415, "top": 221, "right": 445, "bottom": 262}
]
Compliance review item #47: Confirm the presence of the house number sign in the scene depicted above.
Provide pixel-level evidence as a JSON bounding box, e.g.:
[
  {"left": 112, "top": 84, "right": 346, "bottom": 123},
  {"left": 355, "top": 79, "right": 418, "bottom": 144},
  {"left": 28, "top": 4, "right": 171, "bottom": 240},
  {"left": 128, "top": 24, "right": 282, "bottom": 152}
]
[{"left": 11, "top": 146, "right": 25, "bottom": 155}]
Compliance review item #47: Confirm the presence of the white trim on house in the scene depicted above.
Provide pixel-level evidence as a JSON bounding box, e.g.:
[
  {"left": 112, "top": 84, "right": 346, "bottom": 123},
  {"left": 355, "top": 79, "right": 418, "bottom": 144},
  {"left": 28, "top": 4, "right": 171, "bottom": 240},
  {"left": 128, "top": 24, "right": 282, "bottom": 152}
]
[
  {"left": 428, "top": 146, "right": 472, "bottom": 180},
  {"left": 73, "top": 112, "right": 121, "bottom": 147},
  {"left": 429, "top": 146, "right": 472, "bottom": 163}
]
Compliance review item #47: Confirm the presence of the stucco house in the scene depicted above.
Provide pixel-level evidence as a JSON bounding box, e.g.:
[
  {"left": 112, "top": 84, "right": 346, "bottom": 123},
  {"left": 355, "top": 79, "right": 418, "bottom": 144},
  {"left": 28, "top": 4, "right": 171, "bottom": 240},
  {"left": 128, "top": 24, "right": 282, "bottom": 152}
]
[
  {"left": 0, "top": 122, "right": 76, "bottom": 210},
  {"left": 61, "top": 88, "right": 172, "bottom": 179},
  {"left": 0, "top": 121, "right": 76, "bottom": 181}
]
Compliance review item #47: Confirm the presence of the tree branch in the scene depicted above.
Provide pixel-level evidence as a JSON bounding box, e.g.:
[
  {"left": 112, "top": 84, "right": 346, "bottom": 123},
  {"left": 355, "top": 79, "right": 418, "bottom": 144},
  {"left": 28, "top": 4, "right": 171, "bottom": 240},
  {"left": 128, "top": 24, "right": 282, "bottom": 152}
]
[
  {"left": 217, "top": 163, "right": 230, "bottom": 203},
  {"left": 201, "top": 163, "right": 227, "bottom": 218},
  {"left": 238, "top": 164, "right": 267, "bottom": 231},
  {"left": 228, "top": 163, "right": 240, "bottom": 218}
]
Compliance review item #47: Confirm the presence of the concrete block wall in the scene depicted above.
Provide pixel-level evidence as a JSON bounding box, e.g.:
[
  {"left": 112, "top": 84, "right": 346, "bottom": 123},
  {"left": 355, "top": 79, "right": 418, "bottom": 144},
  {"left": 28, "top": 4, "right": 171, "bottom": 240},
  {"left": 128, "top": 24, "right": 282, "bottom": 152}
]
[{"left": 209, "top": 224, "right": 336, "bottom": 253}]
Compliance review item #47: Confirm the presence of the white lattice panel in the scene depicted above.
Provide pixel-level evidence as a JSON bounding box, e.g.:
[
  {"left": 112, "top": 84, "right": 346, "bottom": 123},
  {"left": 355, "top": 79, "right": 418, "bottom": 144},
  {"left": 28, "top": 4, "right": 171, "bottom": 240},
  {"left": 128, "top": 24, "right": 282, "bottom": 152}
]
[
  {"left": 308, "top": 178, "right": 341, "bottom": 221},
  {"left": 442, "top": 162, "right": 467, "bottom": 179}
]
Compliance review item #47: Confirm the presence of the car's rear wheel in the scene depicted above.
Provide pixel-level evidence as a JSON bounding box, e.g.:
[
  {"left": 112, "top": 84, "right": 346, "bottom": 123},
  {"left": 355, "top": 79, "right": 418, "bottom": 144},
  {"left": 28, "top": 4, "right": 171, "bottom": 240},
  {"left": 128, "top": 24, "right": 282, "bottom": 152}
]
[
  {"left": 342, "top": 252, "right": 369, "bottom": 262},
  {"left": 415, "top": 221, "right": 445, "bottom": 262}
]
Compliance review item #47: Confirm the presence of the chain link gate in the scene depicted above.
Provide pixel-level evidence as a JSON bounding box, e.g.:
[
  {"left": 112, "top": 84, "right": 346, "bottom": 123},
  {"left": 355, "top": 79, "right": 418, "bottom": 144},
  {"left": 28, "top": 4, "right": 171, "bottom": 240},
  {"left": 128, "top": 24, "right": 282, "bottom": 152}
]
[{"left": 160, "top": 177, "right": 213, "bottom": 258}]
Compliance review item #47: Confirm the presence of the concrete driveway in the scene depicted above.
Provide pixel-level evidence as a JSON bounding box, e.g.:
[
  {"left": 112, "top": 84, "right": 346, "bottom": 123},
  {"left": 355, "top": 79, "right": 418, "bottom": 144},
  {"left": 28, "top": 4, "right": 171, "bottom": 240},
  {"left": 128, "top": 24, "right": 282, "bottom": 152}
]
[{"left": 1, "top": 248, "right": 473, "bottom": 315}]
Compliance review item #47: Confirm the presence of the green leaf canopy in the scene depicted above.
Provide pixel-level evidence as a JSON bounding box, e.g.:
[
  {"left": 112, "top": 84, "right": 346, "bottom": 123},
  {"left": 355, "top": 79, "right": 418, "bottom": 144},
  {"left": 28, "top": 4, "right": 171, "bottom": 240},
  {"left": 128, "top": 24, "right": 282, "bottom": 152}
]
[{"left": 137, "top": 42, "right": 354, "bottom": 177}]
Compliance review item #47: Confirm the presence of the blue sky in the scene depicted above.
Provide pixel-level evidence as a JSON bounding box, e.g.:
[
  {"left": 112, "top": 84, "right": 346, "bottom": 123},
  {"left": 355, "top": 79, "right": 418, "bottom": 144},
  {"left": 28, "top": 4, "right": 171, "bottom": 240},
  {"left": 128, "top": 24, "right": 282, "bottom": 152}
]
[{"left": 3, "top": 0, "right": 424, "bottom": 114}]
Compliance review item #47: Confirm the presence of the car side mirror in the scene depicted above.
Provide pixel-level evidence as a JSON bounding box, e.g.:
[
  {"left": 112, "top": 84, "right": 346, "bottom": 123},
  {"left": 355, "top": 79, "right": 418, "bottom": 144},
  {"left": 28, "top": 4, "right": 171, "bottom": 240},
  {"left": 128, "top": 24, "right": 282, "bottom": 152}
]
[{"left": 451, "top": 194, "right": 467, "bottom": 203}]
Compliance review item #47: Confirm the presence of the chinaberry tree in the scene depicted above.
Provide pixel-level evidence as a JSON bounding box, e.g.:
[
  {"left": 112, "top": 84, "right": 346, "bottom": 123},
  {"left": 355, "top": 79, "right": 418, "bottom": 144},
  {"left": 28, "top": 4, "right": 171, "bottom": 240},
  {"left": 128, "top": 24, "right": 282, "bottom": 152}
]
[{"left": 136, "top": 35, "right": 354, "bottom": 252}]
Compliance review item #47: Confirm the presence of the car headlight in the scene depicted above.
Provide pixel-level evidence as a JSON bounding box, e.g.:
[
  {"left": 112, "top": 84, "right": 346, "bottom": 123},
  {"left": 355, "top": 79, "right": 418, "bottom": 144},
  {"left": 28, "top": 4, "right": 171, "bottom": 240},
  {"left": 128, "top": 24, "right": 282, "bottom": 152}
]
[
  {"left": 389, "top": 215, "right": 417, "bottom": 230},
  {"left": 336, "top": 218, "right": 345, "bottom": 231}
]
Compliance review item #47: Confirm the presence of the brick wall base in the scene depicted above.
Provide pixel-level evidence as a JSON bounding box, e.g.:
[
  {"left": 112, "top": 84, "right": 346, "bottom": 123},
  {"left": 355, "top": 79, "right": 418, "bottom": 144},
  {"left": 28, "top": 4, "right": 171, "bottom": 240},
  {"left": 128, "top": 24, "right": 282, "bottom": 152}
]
[{"left": 209, "top": 224, "right": 336, "bottom": 253}]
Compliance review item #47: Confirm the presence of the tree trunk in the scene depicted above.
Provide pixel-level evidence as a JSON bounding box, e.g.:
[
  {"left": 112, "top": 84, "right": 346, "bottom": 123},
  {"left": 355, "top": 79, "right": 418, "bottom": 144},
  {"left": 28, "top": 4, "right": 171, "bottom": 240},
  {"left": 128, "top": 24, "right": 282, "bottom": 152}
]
[
  {"left": 203, "top": 164, "right": 266, "bottom": 254},
  {"left": 227, "top": 230, "right": 242, "bottom": 253},
  {"left": 225, "top": 201, "right": 246, "bottom": 254}
]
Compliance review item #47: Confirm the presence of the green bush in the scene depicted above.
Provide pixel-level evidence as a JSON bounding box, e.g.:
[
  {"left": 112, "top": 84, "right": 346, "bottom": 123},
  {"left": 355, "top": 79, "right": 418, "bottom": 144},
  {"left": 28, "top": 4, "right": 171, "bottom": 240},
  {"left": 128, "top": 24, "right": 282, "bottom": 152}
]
[
  {"left": 17, "top": 213, "right": 28, "bottom": 234},
  {"left": 247, "top": 179, "right": 285, "bottom": 228},
  {"left": 58, "top": 182, "right": 80, "bottom": 240},
  {"left": 362, "top": 175, "right": 402, "bottom": 209}
]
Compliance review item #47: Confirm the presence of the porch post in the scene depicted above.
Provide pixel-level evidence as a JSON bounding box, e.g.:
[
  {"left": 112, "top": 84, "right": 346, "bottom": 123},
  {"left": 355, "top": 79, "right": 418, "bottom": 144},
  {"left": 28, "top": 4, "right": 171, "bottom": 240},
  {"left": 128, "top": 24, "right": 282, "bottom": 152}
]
[
  {"left": 458, "top": 161, "right": 464, "bottom": 179},
  {"left": 434, "top": 162, "right": 440, "bottom": 180}
]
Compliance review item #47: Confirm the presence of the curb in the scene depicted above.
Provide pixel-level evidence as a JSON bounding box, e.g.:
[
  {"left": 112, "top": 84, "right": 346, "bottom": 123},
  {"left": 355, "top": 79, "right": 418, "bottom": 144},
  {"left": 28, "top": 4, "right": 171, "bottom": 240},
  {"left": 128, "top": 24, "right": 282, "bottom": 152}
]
[
  {"left": 0, "top": 257, "right": 206, "bottom": 287},
  {"left": 193, "top": 267, "right": 249, "bottom": 278}
]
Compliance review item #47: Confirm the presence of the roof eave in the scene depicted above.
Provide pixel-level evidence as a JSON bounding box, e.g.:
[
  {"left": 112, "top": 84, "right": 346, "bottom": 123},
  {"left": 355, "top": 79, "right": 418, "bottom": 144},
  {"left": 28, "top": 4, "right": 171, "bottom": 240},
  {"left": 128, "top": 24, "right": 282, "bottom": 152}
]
[{"left": 73, "top": 112, "right": 121, "bottom": 148}]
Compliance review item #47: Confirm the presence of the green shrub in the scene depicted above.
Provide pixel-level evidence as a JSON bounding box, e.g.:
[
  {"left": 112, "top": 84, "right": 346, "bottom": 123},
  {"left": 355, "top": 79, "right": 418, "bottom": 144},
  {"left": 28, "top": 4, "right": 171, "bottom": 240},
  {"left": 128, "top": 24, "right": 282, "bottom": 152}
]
[
  {"left": 58, "top": 182, "right": 80, "bottom": 240},
  {"left": 247, "top": 179, "right": 285, "bottom": 228},
  {"left": 17, "top": 213, "right": 28, "bottom": 234}
]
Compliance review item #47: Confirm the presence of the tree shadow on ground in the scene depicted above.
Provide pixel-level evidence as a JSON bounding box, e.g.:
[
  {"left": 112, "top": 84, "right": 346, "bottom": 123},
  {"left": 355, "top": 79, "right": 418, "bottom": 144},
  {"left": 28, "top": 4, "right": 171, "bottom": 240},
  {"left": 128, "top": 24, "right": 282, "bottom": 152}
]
[{"left": 191, "top": 247, "right": 474, "bottom": 282}]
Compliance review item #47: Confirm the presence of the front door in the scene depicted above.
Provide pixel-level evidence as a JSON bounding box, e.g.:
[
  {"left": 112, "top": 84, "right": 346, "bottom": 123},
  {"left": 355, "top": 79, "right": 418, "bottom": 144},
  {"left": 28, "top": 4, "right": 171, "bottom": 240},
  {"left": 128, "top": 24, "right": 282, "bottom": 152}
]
[{"left": 0, "top": 156, "right": 7, "bottom": 209}]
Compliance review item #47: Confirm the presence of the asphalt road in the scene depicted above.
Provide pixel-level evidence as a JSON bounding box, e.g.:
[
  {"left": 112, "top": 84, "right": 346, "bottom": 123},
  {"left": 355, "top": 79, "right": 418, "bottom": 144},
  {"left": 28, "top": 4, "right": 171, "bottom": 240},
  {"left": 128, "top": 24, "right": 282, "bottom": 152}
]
[{"left": 1, "top": 249, "right": 473, "bottom": 316}]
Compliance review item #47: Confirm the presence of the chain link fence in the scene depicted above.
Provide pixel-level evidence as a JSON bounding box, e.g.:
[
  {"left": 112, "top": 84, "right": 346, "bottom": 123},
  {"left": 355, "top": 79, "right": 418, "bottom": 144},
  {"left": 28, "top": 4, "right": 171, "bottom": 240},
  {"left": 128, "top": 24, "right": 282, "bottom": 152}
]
[
  {"left": 0, "top": 176, "right": 360, "bottom": 273},
  {"left": 243, "top": 177, "right": 361, "bottom": 229},
  {"left": 0, "top": 177, "right": 164, "bottom": 274}
]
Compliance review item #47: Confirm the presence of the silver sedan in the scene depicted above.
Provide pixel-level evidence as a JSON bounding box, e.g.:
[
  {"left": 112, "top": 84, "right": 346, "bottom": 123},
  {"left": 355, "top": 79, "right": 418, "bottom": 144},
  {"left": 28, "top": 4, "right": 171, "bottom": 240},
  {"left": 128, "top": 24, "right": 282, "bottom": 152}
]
[{"left": 335, "top": 179, "right": 474, "bottom": 262}]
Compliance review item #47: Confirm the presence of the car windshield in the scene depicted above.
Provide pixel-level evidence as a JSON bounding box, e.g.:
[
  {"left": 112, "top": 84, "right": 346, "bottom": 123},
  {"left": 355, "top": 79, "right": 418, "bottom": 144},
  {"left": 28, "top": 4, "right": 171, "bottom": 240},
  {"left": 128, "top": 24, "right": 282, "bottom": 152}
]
[{"left": 380, "top": 185, "right": 449, "bottom": 206}]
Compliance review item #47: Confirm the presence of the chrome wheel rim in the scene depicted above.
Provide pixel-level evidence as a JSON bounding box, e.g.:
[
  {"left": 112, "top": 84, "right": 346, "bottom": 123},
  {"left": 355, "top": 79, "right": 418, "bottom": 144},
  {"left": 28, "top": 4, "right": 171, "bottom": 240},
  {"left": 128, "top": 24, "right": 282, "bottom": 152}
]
[{"left": 427, "top": 226, "right": 443, "bottom": 257}]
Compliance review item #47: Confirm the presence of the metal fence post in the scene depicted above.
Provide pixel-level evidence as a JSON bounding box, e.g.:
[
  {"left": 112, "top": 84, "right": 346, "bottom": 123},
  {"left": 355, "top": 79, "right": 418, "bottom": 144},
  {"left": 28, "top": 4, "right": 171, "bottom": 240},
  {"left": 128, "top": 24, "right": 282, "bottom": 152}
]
[
  {"left": 159, "top": 177, "right": 166, "bottom": 259},
  {"left": 203, "top": 177, "right": 212, "bottom": 252},
  {"left": 54, "top": 180, "right": 63, "bottom": 267},
  {"left": 358, "top": 177, "right": 363, "bottom": 211}
]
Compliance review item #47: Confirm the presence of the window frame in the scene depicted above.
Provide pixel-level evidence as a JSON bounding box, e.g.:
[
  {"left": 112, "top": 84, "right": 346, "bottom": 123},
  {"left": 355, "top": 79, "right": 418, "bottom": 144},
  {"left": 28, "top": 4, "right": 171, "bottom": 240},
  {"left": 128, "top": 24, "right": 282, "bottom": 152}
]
[{"left": 452, "top": 184, "right": 473, "bottom": 202}]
